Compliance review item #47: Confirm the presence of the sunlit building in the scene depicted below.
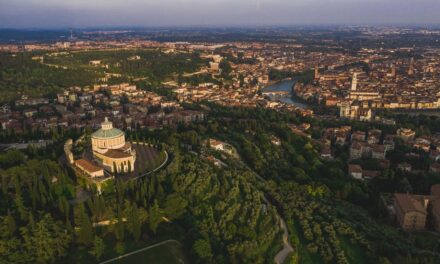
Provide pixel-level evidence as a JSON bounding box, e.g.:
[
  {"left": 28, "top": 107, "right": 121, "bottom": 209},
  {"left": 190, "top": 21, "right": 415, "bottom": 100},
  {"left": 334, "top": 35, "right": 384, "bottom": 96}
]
[{"left": 92, "top": 117, "right": 136, "bottom": 173}]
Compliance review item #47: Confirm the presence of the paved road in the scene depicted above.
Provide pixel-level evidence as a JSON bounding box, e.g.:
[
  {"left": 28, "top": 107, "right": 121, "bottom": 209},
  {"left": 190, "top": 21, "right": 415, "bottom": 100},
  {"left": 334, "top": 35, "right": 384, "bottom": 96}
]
[
  {"left": 274, "top": 217, "right": 294, "bottom": 264},
  {"left": 239, "top": 160, "right": 294, "bottom": 264}
]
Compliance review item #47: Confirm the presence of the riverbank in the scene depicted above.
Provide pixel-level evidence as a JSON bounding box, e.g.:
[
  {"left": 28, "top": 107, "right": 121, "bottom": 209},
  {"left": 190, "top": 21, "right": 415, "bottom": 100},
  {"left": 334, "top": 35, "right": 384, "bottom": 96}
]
[{"left": 261, "top": 79, "right": 310, "bottom": 109}]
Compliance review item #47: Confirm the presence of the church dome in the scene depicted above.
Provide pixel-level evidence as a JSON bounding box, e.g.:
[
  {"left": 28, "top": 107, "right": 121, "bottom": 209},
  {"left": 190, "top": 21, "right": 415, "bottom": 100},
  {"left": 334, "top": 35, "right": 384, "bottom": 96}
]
[
  {"left": 91, "top": 117, "right": 124, "bottom": 139},
  {"left": 92, "top": 127, "right": 124, "bottom": 139}
]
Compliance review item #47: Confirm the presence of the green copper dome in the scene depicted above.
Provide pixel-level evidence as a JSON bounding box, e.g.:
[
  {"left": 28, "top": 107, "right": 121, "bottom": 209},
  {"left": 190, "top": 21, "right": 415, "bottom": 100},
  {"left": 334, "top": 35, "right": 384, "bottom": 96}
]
[
  {"left": 92, "top": 127, "right": 124, "bottom": 139},
  {"left": 92, "top": 117, "right": 124, "bottom": 139}
]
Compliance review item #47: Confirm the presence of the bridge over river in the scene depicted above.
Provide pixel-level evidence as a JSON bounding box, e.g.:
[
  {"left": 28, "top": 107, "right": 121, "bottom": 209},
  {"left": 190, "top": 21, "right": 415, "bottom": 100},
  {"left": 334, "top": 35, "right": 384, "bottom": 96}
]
[{"left": 261, "top": 79, "right": 310, "bottom": 109}]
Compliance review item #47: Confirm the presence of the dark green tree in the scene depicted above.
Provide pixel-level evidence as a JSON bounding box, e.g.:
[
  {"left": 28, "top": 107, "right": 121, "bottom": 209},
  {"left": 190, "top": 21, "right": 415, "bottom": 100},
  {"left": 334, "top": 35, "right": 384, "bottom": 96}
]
[
  {"left": 148, "top": 200, "right": 163, "bottom": 234},
  {"left": 76, "top": 204, "right": 94, "bottom": 246},
  {"left": 127, "top": 203, "right": 142, "bottom": 241},
  {"left": 89, "top": 236, "right": 105, "bottom": 261},
  {"left": 193, "top": 238, "right": 213, "bottom": 260}
]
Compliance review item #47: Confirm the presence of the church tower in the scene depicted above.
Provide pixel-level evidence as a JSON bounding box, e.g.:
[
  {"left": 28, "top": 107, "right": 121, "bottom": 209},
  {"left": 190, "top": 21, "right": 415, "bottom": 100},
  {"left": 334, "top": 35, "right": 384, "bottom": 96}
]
[
  {"left": 408, "top": 58, "right": 414, "bottom": 76},
  {"left": 314, "top": 65, "right": 319, "bottom": 80},
  {"left": 351, "top": 73, "right": 358, "bottom": 91}
]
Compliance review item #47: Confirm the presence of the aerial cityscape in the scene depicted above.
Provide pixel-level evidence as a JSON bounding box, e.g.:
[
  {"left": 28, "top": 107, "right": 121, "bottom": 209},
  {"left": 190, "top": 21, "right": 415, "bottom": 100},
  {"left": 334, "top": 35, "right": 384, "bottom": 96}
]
[{"left": 1, "top": 1, "right": 440, "bottom": 264}]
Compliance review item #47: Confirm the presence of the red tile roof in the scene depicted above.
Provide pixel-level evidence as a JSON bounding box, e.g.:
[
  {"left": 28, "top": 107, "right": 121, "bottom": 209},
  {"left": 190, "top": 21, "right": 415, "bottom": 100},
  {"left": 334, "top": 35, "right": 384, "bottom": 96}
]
[
  {"left": 394, "top": 193, "right": 427, "bottom": 215},
  {"left": 75, "top": 159, "right": 103, "bottom": 173},
  {"left": 102, "top": 149, "right": 133, "bottom": 159},
  {"left": 348, "top": 164, "right": 362, "bottom": 173}
]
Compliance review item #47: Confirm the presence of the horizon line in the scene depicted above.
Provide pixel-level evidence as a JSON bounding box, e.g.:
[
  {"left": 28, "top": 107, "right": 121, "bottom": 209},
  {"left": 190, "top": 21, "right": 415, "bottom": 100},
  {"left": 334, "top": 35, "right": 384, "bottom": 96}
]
[{"left": 2, "top": 23, "right": 440, "bottom": 31}]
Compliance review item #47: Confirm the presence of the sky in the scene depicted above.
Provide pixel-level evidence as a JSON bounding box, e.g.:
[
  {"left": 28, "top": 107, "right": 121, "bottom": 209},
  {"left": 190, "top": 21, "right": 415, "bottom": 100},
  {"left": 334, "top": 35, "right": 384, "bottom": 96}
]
[{"left": 1, "top": 0, "right": 440, "bottom": 28}]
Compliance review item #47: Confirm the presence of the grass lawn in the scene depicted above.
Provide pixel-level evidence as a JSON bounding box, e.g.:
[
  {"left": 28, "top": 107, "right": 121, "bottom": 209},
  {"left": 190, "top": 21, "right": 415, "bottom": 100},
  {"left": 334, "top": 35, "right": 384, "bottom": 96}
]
[{"left": 103, "top": 241, "right": 188, "bottom": 264}]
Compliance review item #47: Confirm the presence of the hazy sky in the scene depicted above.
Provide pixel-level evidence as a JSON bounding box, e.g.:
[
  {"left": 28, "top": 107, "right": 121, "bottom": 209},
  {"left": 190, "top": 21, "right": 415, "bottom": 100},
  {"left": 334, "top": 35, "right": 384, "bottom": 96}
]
[{"left": 1, "top": 0, "right": 440, "bottom": 28}]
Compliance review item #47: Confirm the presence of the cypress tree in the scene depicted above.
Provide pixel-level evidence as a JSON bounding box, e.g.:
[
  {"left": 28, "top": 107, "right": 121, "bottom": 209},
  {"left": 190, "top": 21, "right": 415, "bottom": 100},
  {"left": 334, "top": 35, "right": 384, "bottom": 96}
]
[
  {"left": 28, "top": 212, "right": 35, "bottom": 229},
  {"left": 148, "top": 200, "right": 163, "bottom": 234},
  {"left": 77, "top": 205, "right": 93, "bottom": 246},
  {"left": 114, "top": 206, "right": 125, "bottom": 241},
  {"left": 128, "top": 204, "right": 141, "bottom": 241},
  {"left": 6, "top": 210, "right": 16, "bottom": 235},
  {"left": 89, "top": 236, "right": 105, "bottom": 261},
  {"left": 113, "top": 162, "right": 118, "bottom": 174}
]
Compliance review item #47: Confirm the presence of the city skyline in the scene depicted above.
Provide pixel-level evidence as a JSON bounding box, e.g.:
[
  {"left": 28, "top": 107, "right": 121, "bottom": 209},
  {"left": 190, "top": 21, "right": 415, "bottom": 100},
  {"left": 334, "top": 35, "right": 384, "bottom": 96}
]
[
  {"left": 1, "top": 0, "right": 440, "bottom": 28},
  {"left": 2, "top": 10, "right": 440, "bottom": 263}
]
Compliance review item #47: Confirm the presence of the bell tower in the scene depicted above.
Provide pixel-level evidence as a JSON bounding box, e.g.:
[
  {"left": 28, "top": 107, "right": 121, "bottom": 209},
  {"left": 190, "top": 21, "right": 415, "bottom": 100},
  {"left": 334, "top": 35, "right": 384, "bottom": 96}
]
[{"left": 351, "top": 73, "right": 358, "bottom": 91}]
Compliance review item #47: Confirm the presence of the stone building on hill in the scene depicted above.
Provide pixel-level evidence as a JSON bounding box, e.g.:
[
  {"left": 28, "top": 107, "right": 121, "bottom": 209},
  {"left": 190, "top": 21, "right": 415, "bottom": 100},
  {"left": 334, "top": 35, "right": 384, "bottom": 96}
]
[
  {"left": 74, "top": 158, "right": 104, "bottom": 178},
  {"left": 91, "top": 117, "right": 136, "bottom": 173},
  {"left": 394, "top": 193, "right": 428, "bottom": 231},
  {"left": 393, "top": 185, "right": 440, "bottom": 232}
]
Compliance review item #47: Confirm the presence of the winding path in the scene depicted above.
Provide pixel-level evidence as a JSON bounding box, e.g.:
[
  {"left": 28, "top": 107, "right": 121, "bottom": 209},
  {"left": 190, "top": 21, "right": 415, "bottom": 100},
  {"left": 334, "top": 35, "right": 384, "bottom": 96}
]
[
  {"left": 274, "top": 217, "right": 294, "bottom": 264},
  {"left": 240, "top": 161, "right": 294, "bottom": 264}
]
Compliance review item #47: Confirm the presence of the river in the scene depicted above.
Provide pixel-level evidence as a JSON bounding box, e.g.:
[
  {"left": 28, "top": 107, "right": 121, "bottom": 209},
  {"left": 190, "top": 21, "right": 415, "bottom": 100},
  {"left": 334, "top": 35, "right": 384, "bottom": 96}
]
[{"left": 261, "top": 79, "right": 309, "bottom": 109}]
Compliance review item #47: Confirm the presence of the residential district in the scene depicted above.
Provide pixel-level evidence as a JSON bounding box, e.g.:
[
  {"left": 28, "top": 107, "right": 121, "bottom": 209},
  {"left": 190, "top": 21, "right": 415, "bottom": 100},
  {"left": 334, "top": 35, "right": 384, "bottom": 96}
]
[{"left": 2, "top": 27, "right": 440, "bottom": 263}]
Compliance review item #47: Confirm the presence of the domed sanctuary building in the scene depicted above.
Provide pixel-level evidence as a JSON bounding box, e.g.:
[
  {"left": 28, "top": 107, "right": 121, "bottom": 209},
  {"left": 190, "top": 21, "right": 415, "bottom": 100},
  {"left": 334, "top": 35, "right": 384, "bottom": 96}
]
[{"left": 91, "top": 117, "right": 136, "bottom": 173}]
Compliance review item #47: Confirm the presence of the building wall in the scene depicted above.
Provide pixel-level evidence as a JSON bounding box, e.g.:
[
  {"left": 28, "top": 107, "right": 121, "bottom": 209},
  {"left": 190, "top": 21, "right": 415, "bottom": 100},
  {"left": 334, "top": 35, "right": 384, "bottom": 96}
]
[
  {"left": 64, "top": 139, "right": 74, "bottom": 164},
  {"left": 348, "top": 92, "right": 380, "bottom": 101},
  {"left": 394, "top": 200, "right": 426, "bottom": 230},
  {"left": 212, "top": 144, "right": 224, "bottom": 151},
  {"left": 92, "top": 134, "right": 125, "bottom": 153},
  {"left": 433, "top": 206, "right": 440, "bottom": 232},
  {"left": 75, "top": 163, "right": 104, "bottom": 178},
  {"left": 402, "top": 212, "right": 426, "bottom": 230},
  {"left": 350, "top": 148, "right": 362, "bottom": 159},
  {"left": 372, "top": 151, "right": 386, "bottom": 159},
  {"left": 340, "top": 103, "right": 351, "bottom": 118},
  {"left": 351, "top": 172, "right": 362, "bottom": 180},
  {"left": 395, "top": 199, "right": 404, "bottom": 226},
  {"left": 94, "top": 152, "right": 135, "bottom": 173}
]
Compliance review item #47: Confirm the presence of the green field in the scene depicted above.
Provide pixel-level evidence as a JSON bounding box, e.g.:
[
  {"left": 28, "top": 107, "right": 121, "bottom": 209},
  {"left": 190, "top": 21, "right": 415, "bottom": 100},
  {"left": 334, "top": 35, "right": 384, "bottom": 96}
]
[{"left": 103, "top": 241, "right": 189, "bottom": 264}]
